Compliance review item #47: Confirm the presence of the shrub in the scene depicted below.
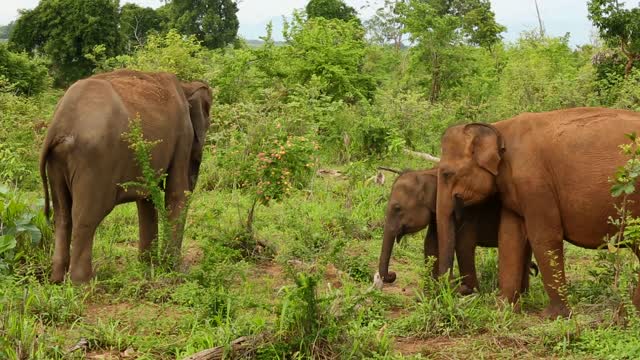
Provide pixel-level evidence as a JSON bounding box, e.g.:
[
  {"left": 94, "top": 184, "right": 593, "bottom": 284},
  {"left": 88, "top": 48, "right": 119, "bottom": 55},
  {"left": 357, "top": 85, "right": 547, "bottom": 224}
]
[{"left": 0, "top": 43, "right": 50, "bottom": 95}]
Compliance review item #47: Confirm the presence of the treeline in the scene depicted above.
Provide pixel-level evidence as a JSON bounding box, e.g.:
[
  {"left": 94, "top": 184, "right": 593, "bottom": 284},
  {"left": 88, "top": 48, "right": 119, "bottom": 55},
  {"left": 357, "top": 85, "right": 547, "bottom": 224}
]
[{"left": 2, "top": 0, "right": 640, "bottom": 188}]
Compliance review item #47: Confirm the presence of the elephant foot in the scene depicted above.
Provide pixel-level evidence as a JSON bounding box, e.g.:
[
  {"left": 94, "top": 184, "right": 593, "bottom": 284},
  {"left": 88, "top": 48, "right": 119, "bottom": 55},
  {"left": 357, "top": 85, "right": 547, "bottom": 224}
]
[
  {"left": 49, "top": 272, "right": 65, "bottom": 284},
  {"left": 497, "top": 296, "right": 521, "bottom": 313},
  {"left": 70, "top": 267, "right": 94, "bottom": 284},
  {"left": 458, "top": 284, "right": 475, "bottom": 296},
  {"left": 542, "top": 304, "right": 571, "bottom": 319}
]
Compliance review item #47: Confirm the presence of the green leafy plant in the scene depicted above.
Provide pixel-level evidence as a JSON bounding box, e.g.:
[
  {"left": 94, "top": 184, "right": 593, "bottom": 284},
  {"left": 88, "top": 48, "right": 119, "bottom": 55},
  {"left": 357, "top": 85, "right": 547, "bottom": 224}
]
[
  {"left": 121, "top": 116, "right": 187, "bottom": 271},
  {"left": 0, "top": 185, "right": 46, "bottom": 274}
]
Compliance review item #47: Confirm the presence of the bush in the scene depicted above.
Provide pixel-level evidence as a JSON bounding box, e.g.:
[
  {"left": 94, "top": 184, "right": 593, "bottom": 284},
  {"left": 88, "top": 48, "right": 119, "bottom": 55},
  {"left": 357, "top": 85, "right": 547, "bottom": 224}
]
[
  {"left": 0, "top": 185, "right": 50, "bottom": 275},
  {"left": 0, "top": 43, "right": 50, "bottom": 95}
]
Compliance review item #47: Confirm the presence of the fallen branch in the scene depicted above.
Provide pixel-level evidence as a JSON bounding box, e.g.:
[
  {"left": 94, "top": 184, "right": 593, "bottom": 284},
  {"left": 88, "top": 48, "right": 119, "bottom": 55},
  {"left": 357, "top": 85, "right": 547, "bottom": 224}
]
[
  {"left": 182, "top": 335, "right": 264, "bottom": 360},
  {"left": 316, "top": 169, "right": 345, "bottom": 178},
  {"left": 403, "top": 149, "right": 440, "bottom": 162}
]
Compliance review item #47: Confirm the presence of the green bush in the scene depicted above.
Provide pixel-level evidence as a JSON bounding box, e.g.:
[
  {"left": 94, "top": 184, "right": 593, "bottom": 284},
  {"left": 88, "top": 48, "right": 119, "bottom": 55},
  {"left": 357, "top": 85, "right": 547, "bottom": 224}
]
[
  {"left": 0, "top": 43, "right": 50, "bottom": 95},
  {"left": 0, "top": 185, "right": 50, "bottom": 275}
]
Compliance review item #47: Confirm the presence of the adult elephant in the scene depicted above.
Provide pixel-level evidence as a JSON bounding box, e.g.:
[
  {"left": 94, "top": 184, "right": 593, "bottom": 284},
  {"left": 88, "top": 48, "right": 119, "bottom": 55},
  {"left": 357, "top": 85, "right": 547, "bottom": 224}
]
[
  {"left": 435, "top": 107, "right": 640, "bottom": 318},
  {"left": 40, "top": 70, "right": 212, "bottom": 284},
  {"left": 377, "top": 167, "right": 534, "bottom": 295}
]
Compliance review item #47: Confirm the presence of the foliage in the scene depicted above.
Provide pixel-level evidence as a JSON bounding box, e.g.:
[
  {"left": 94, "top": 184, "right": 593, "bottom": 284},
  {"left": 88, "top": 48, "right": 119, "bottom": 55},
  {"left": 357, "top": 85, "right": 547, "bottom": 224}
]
[
  {"left": 254, "top": 132, "right": 317, "bottom": 205},
  {"left": 284, "top": 13, "right": 375, "bottom": 103},
  {"left": 488, "top": 34, "right": 594, "bottom": 118},
  {"left": 94, "top": 29, "right": 207, "bottom": 81},
  {"left": 0, "top": 21, "right": 15, "bottom": 40},
  {"left": 306, "top": 0, "right": 361, "bottom": 24},
  {"left": 121, "top": 117, "right": 181, "bottom": 271},
  {"left": 9, "top": 0, "right": 123, "bottom": 85},
  {"left": 119, "top": 3, "right": 169, "bottom": 50},
  {"left": 398, "top": 0, "right": 505, "bottom": 101},
  {"left": 365, "top": 0, "right": 406, "bottom": 48},
  {"left": 0, "top": 185, "right": 49, "bottom": 275},
  {"left": 588, "top": 0, "right": 640, "bottom": 76},
  {"left": 0, "top": 43, "right": 50, "bottom": 95},
  {"left": 170, "top": 0, "right": 240, "bottom": 49}
]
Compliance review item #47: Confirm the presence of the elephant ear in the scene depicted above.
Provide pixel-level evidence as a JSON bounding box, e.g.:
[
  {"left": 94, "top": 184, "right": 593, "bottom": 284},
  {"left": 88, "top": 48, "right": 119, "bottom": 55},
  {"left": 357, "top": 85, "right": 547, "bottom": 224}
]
[
  {"left": 181, "top": 81, "right": 212, "bottom": 190},
  {"left": 182, "top": 82, "right": 212, "bottom": 145},
  {"left": 464, "top": 123, "right": 505, "bottom": 176}
]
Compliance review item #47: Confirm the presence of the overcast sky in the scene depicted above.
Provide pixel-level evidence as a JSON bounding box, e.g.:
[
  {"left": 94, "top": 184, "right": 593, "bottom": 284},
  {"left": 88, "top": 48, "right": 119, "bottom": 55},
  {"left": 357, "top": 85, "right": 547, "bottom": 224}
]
[{"left": 0, "top": 0, "right": 612, "bottom": 46}]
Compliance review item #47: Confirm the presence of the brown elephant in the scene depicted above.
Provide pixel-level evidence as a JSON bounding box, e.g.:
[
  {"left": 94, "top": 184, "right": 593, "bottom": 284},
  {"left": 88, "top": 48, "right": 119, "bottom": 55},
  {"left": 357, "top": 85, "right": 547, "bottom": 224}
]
[
  {"left": 40, "top": 70, "right": 212, "bottom": 284},
  {"left": 435, "top": 107, "right": 640, "bottom": 318},
  {"left": 377, "top": 168, "right": 533, "bottom": 295}
]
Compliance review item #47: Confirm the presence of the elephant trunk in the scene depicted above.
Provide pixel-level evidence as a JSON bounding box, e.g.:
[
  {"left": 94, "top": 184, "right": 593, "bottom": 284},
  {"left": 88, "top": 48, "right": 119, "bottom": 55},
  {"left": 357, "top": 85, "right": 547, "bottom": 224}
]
[
  {"left": 378, "top": 227, "right": 398, "bottom": 283},
  {"left": 437, "top": 194, "right": 463, "bottom": 276}
]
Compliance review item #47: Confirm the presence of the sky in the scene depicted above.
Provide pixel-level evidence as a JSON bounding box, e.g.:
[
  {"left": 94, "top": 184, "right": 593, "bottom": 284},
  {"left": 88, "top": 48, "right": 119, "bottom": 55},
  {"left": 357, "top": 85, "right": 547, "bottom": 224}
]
[{"left": 0, "top": 0, "right": 615, "bottom": 46}]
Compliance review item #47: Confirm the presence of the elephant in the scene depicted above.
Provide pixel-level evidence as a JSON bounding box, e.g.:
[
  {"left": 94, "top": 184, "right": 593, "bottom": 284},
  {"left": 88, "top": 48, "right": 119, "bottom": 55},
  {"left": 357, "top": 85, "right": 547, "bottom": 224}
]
[
  {"left": 435, "top": 107, "right": 640, "bottom": 318},
  {"left": 39, "top": 69, "right": 212, "bottom": 284},
  {"left": 377, "top": 167, "right": 534, "bottom": 295}
]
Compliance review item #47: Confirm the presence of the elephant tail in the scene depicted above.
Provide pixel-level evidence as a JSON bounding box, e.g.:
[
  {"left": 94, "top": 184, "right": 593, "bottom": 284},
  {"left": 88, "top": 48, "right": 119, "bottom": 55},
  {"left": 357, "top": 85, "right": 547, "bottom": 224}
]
[{"left": 39, "top": 134, "right": 53, "bottom": 221}]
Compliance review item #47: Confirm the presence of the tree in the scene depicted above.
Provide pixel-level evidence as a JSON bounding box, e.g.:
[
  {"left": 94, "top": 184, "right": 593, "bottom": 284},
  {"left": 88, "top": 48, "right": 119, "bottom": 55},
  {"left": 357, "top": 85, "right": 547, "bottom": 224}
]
[
  {"left": 9, "top": 0, "right": 123, "bottom": 85},
  {"left": 588, "top": 0, "right": 640, "bottom": 77},
  {"left": 170, "top": 0, "right": 239, "bottom": 49},
  {"left": 0, "top": 21, "right": 15, "bottom": 40},
  {"left": 120, "top": 4, "right": 169, "bottom": 49},
  {"left": 398, "top": 0, "right": 505, "bottom": 102},
  {"left": 306, "top": 0, "right": 361, "bottom": 23},
  {"left": 365, "top": 0, "right": 406, "bottom": 49}
]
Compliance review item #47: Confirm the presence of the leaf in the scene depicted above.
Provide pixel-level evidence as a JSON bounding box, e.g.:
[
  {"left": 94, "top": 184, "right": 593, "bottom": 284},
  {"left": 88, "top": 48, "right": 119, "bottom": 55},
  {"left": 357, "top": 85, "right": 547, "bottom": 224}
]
[
  {"left": 0, "top": 235, "right": 17, "bottom": 254},
  {"left": 607, "top": 242, "right": 619, "bottom": 253}
]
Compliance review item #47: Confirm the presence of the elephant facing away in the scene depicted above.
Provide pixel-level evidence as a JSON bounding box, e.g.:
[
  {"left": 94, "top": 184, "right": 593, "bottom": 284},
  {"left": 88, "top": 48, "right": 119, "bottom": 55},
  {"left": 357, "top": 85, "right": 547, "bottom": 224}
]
[
  {"left": 40, "top": 70, "right": 212, "bottom": 284},
  {"left": 436, "top": 107, "right": 640, "bottom": 318},
  {"left": 377, "top": 168, "right": 533, "bottom": 295}
]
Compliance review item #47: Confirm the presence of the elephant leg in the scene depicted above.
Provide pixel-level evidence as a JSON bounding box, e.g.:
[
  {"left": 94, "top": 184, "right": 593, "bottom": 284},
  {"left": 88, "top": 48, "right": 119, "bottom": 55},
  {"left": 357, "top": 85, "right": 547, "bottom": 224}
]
[
  {"left": 522, "top": 202, "right": 569, "bottom": 319},
  {"left": 455, "top": 222, "right": 479, "bottom": 295},
  {"left": 68, "top": 178, "right": 113, "bottom": 284},
  {"left": 424, "top": 222, "right": 439, "bottom": 278},
  {"left": 137, "top": 198, "right": 158, "bottom": 263},
  {"left": 520, "top": 242, "right": 533, "bottom": 294},
  {"left": 498, "top": 208, "right": 528, "bottom": 311},
  {"left": 164, "top": 164, "right": 190, "bottom": 263},
  {"left": 49, "top": 165, "right": 72, "bottom": 283}
]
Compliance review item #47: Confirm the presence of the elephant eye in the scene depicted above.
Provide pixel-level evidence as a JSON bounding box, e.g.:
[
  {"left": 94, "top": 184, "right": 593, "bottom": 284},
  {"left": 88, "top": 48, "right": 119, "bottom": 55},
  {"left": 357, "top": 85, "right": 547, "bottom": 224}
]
[
  {"left": 393, "top": 203, "right": 401, "bottom": 211},
  {"left": 442, "top": 171, "right": 454, "bottom": 181}
]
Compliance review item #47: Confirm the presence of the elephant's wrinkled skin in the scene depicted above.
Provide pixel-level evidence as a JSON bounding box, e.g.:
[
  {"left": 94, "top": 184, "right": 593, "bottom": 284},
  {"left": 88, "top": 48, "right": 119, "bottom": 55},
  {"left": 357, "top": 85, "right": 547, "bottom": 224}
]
[
  {"left": 436, "top": 107, "right": 640, "bottom": 318},
  {"left": 40, "top": 70, "right": 212, "bottom": 283},
  {"left": 377, "top": 168, "right": 532, "bottom": 295}
]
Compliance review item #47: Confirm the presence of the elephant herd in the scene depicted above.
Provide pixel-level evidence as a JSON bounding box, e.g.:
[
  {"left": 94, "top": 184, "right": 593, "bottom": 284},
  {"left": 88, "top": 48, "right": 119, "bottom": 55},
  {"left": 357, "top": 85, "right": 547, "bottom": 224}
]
[
  {"left": 40, "top": 70, "right": 640, "bottom": 320},
  {"left": 378, "top": 107, "right": 640, "bottom": 319}
]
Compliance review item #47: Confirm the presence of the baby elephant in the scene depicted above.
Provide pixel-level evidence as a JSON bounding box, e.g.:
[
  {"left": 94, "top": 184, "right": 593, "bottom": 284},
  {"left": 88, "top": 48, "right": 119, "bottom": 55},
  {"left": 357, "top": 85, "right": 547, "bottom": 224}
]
[{"left": 377, "top": 168, "right": 534, "bottom": 294}]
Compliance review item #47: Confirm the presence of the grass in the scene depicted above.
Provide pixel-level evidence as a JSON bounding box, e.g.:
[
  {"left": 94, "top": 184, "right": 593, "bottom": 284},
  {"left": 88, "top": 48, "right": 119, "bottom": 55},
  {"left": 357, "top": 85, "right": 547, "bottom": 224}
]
[
  {"left": 3, "top": 165, "right": 640, "bottom": 359},
  {"left": 2, "top": 89, "right": 640, "bottom": 359}
]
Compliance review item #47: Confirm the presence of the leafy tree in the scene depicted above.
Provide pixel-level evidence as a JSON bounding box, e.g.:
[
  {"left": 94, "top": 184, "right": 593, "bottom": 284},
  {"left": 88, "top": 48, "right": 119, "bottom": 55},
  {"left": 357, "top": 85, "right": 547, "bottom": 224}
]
[
  {"left": 399, "top": 0, "right": 505, "bottom": 102},
  {"left": 284, "top": 13, "right": 375, "bottom": 102},
  {"left": 365, "top": 0, "right": 406, "bottom": 49},
  {"left": 120, "top": 3, "right": 169, "bottom": 49},
  {"left": 9, "top": 0, "right": 123, "bottom": 85},
  {"left": 588, "top": 0, "right": 640, "bottom": 77},
  {"left": 306, "top": 0, "right": 361, "bottom": 23},
  {"left": 170, "top": 0, "right": 239, "bottom": 49},
  {"left": 0, "top": 22, "right": 15, "bottom": 40},
  {"left": 0, "top": 43, "right": 50, "bottom": 95}
]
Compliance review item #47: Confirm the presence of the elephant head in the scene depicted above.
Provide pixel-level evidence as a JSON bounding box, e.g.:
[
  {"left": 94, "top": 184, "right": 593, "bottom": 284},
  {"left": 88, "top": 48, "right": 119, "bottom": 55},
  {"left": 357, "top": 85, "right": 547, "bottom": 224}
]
[
  {"left": 436, "top": 123, "right": 505, "bottom": 276},
  {"left": 378, "top": 169, "right": 437, "bottom": 283},
  {"left": 181, "top": 81, "right": 212, "bottom": 191}
]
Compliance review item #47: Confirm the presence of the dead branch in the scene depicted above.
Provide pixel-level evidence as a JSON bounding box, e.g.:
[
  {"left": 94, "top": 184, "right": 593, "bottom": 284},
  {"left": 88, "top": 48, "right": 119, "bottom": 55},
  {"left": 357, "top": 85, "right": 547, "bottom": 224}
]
[
  {"left": 403, "top": 149, "right": 440, "bottom": 162},
  {"left": 182, "top": 335, "right": 264, "bottom": 360},
  {"left": 316, "top": 169, "right": 345, "bottom": 177},
  {"left": 377, "top": 166, "right": 402, "bottom": 174}
]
